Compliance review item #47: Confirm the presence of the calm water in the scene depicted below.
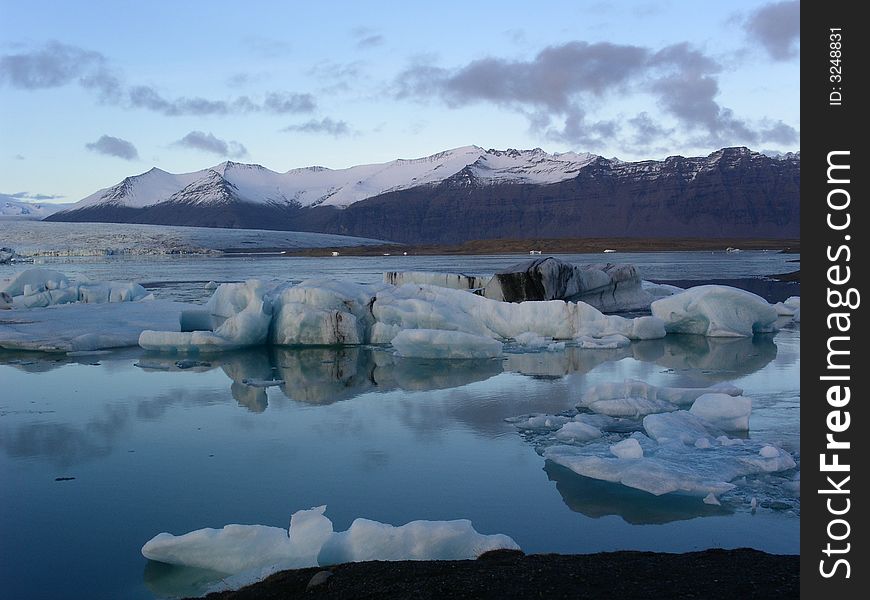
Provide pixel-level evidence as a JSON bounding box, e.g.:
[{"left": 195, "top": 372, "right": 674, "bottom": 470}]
[{"left": 0, "top": 252, "right": 799, "bottom": 599}]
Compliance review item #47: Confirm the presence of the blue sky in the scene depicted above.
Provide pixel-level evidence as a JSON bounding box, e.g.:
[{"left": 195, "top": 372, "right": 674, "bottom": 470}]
[{"left": 0, "top": 0, "right": 799, "bottom": 204}]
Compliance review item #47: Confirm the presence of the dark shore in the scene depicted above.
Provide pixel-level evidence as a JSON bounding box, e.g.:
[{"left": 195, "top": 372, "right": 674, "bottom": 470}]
[
  {"left": 196, "top": 548, "right": 798, "bottom": 599},
  {"left": 222, "top": 237, "right": 800, "bottom": 257}
]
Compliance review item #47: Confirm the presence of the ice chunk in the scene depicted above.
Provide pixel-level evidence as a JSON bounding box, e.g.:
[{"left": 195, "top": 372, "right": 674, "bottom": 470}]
[
  {"left": 318, "top": 518, "right": 519, "bottom": 565},
  {"left": 143, "top": 506, "right": 519, "bottom": 578},
  {"left": 506, "top": 414, "right": 571, "bottom": 431},
  {"left": 142, "top": 506, "right": 333, "bottom": 574},
  {"left": 650, "top": 285, "right": 779, "bottom": 337},
  {"left": 372, "top": 283, "right": 665, "bottom": 344},
  {"left": 643, "top": 411, "right": 721, "bottom": 445},
  {"left": 384, "top": 271, "right": 490, "bottom": 290},
  {"left": 392, "top": 329, "right": 503, "bottom": 359},
  {"left": 270, "top": 279, "right": 385, "bottom": 346},
  {"left": 140, "top": 280, "right": 271, "bottom": 352},
  {"left": 554, "top": 421, "right": 603, "bottom": 443},
  {"left": 703, "top": 493, "right": 721, "bottom": 505},
  {"left": 514, "top": 332, "right": 551, "bottom": 347},
  {"left": 483, "top": 258, "right": 654, "bottom": 312},
  {"left": 0, "top": 268, "right": 70, "bottom": 297},
  {"left": 610, "top": 438, "right": 643, "bottom": 459},
  {"left": 204, "top": 281, "right": 218, "bottom": 290},
  {"left": 642, "top": 281, "right": 684, "bottom": 300},
  {"left": 689, "top": 393, "right": 752, "bottom": 431},
  {"left": 759, "top": 445, "right": 779, "bottom": 458}
]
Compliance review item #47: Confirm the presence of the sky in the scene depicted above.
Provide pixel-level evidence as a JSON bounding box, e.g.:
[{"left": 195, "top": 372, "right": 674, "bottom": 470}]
[{"left": 0, "top": 0, "right": 799, "bottom": 205}]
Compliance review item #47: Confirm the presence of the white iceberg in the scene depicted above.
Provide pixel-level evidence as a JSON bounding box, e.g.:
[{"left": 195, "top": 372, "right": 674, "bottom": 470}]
[
  {"left": 689, "top": 393, "right": 752, "bottom": 431},
  {"left": 270, "top": 279, "right": 386, "bottom": 346},
  {"left": 139, "top": 280, "right": 272, "bottom": 352},
  {"left": 318, "top": 518, "right": 519, "bottom": 565},
  {"left": 650, "top": 285, "right": 779, "bottom": 337},
  {"left": 554, "top": 421, "right": 603, "bottom": 443},
  {"left": 141, "top": 506, "right": 333, "bottom": 575},
  {"left": 0, "top": 268, "right": 151, "bottom": 309},
  {"left": 610, "top": 438, "right": 644, "bottom": 459},
  {"left": 142, "top": 506, "right": 519, "bottom": 580}
]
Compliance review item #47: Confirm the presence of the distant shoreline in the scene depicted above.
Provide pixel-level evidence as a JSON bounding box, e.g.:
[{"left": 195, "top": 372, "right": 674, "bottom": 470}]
[{"left": 224, "top": 238, "right": 800, "bottom": 257}]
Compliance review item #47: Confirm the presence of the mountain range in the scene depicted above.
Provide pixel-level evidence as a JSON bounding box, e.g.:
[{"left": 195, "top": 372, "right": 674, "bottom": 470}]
[{"left": 46, "top": 146, "right": 800, "bottom": 244}]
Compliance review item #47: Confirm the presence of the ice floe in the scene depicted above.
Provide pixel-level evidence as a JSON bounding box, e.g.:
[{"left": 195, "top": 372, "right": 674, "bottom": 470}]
[
  {"left": 142, "top": 505, "right": 518, "bottom": 583},
  {"left": 508, "top": 378, "right": 797, "bottom": 503},
  {"left": 650, "top": 285, "right": 779, "bottom": 337}
]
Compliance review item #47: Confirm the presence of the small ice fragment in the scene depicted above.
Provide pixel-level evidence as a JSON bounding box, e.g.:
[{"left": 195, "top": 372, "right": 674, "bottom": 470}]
[
  {"left": 750, "top": 497, "right": 758, "bottom": 511},
  {"left": 694, "top": 437, "right": 712, "bottom": 449},
  {"left": 554, "top": 421, "right": 603, "bottom": 443},
  {"left": 759, "top": 445, "right": 779, "bottom": 458},
  {"left": 703, "top": 493, "right": 721, "bottom": 505},
  {"left": 610, "top": 438, "right": 643, "bottom": 459},
  {"left": 205, "top": 281, "right": 218, "bottom": 290}
]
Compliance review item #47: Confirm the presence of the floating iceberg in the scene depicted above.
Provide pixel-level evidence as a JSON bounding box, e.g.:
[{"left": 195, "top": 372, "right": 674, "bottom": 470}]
[
  {"left": 689, "top": 393, "right": 752, "bottom": 431},
  {"left": 482, "top": 258, "right": 654, "bottom": 312},
  {"left": 139, "top": 280, "right": 272, "bottom": 352},
  {"left": 0, "top": 268, "right": 151, "bottom": 309},
  {"left": 142, "top": 505, "right": 519, "bottom": 580},
  {"left": 650, "top": 285, "right": 779, "bottom": 337}
]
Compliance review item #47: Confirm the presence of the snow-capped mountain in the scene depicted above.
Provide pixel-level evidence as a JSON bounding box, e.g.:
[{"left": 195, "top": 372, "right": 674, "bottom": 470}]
[
  {"left": 1, "top": 199, "right": 72, "bottom": 219},
  {"left": 48, "top": 146, "right": 800, "bottom": 244},
  {"left": 64, "top": 146, "right": 600, "bottom": 212}
]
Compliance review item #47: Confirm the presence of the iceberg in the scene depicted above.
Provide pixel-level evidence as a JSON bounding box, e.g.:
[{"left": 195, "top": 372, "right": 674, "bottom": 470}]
[
  {"left": 139, "top": 280, "right": 272, "bottom": 352},
  {"left": 482, "top": 258, "right": 654, "bottom": 312},
  {"left": 689, "top": 393, "right": 752, "bottom": 431},
  {"left": 650, "top": 285, "right": 779, "bottom": 337},
  {"left": 142, "top": 506, "right": 519, "bottom": 579},
  {"left": 0, "top": 268, "right": 151, "bottom": 309}
]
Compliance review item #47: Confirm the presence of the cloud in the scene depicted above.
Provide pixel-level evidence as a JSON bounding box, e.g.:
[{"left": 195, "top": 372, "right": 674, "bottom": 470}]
[
  {"left": 282, "top": 117, "right": 352, "bottom": 137},
  {"left": 85, "top": 135, "right": 140, "bottom": 160},
  {"left": 351, "top": 27, "right": 384, "bottom": 49},
  {"left": 395, "top": 40, "right": 796, "bottom": 149},
  {"left": 1, "top": 42, "right": 315, "bottom": 116},
  {"left": 744, "top": 1, "right": 800, "bottom": 60},
  {"left": 14, "top": 154, "right": 25, "bottom": 160},
  {"left": 263, "top": 92, "right": 317, "bottom": 113},
  {"left": 0, "top": 191, "right": 65, "bottom": 202},
  {"left": 173, "top": 131, "right": 248, "bottom": 158}
]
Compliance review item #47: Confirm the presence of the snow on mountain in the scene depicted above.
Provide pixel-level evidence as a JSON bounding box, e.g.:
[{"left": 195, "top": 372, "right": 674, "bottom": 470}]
[
  {"left": 59, "top": 146, "right": 603, "bottom": 213},
  {"left": 0, "top": 199, "right": 72, "bottom": 219}
]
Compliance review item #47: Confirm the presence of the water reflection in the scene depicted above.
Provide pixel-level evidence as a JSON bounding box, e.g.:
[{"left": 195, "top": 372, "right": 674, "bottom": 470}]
[{"left": 545, "top": 461, "right": 731, "bottom": 525}]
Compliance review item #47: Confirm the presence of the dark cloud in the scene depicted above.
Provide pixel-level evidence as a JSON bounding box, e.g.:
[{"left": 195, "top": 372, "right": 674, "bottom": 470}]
[
  {"left": 396, "top": 40, "right": 795, "bottom": 149},
  {"left": 628, "top": 112, "right": 675, "bottom": 146},
  {"left": 0, "top": 41, "right": 103, "bottom": 88},
  {"left": 173, "top": 131, "right": 248, "bottom": 158},
  {"left": 1, "top": 42, "right": 316, "bottom": 117},
  {"left": 85, "top": 135, "right": 139, "bottom": 160},
  {"left": 263, "top": 92, "right": 317, "bottom": 113},
  {"left": 759, "top": 120, "right": 799, "bottom": 144},
  {"left": 744, "top": 1, "right": 800, "bottom": 60},
  {"left": 282, "top": 117, "right": 352, "bottom": 137}
]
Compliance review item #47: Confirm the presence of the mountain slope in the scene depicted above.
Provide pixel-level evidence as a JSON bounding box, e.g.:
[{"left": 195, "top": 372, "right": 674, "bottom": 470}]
[{"left": 47, "top": 146, "right": 800, "bottom": 243}]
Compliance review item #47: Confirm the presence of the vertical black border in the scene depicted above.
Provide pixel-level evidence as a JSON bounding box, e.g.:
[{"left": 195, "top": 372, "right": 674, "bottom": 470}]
[{"left": 802, "top": 1, "right": 866, "bottom": 597}]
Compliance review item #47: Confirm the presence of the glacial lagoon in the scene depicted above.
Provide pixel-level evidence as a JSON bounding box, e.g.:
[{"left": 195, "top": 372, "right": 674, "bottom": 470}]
[{"left": 0, "top": 251, "right": 799, "bottom": 599}]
